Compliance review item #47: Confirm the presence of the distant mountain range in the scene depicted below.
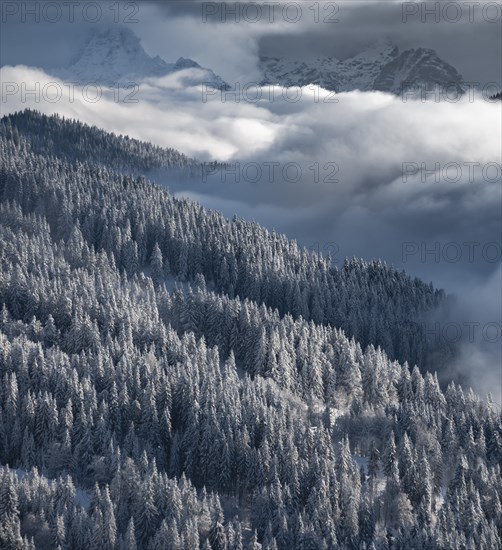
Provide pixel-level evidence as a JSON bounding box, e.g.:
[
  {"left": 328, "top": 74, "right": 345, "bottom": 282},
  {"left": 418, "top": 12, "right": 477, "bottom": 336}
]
[
  {"left": 260, "top": 39, "right": 465, "bottom": 95},
  {"left": 11, "top": 27, "right": 466, "bottom": 96}
]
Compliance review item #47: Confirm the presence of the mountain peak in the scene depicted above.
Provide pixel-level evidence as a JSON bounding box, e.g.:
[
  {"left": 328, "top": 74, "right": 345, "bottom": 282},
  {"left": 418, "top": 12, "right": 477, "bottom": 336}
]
[
  {"left": 53, "top": 26, "right": 229, "bottom": 90},
  {"left": 76, "top": 26, "right": 145, "bottom": 62},
  {"left": 355, "top": 37, "right": 398, "bottom": 59},
  {"left": 92, "top": 25, "right": 138, "bottom": 43},
  {"left": 174, "top": 57, "right": 201, "bottom": 70},
  {"left": 57, "top": 25, "right": 168, "bottom": 85}
]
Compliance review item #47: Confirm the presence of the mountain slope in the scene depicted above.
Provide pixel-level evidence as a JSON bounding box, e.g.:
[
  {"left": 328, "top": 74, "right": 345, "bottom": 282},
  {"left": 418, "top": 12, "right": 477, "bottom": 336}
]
[
  {"left": 373, "top": 47, "right": 464, "bottom": 94},
  {"left": 1, "top": 110, "right": 454, "bottom": 371},
  {"left": 1, "top": 109, "right": 207, "bottom": 175}
]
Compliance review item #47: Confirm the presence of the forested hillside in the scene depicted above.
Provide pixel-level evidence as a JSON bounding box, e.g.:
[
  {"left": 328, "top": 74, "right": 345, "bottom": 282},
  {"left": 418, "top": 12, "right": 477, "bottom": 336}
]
[
  {"left": 0, "top": 110, "right": 453, "bottom": 370},
  {"left": 1, "top": 110, "right": 501, "bottom": 549},
  {"left": 1, "top": 110, "right": 206, "bottom": 176}
]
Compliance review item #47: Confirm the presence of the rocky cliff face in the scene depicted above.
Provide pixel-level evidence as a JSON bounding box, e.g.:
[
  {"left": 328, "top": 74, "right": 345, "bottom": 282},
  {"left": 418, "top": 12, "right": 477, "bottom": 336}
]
[{"left": 373, "top": 48, "right": 464, "bottom": 95}]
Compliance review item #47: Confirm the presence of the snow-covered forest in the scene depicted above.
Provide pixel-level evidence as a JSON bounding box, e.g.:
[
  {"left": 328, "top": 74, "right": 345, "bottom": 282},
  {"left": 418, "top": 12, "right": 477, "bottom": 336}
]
[{"left": 1, "top": 110, "right": 501, "bottom": 549}]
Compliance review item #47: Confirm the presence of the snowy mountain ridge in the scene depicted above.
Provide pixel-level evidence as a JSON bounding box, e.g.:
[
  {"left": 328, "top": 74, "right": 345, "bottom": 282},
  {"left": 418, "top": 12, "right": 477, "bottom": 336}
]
[{"left": 260, "top": 39, "right": 465, "bottom": 94}]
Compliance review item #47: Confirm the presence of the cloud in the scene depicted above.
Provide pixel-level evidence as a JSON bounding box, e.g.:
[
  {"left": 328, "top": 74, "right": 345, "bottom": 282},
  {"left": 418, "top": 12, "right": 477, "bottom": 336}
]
[{"left": 438, "top": 264, "right": 502, "bottom": 404}]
